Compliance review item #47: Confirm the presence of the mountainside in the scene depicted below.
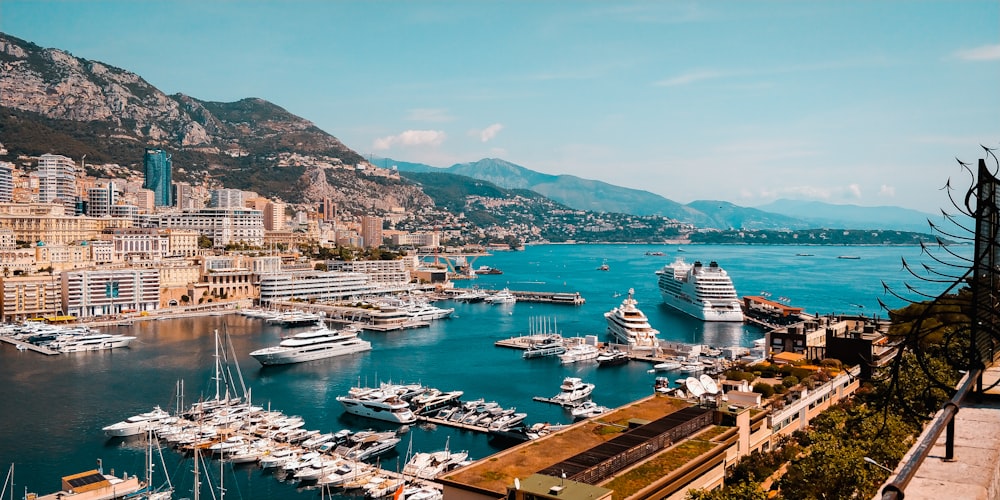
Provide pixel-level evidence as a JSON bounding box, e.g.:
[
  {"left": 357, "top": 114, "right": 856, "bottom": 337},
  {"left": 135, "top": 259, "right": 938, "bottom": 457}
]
[
  {"left": 393, "top": 157, "right": 714, "bottom": 225},
  {"left": 756, "top": 200, "right": 939, "bottom": 233},
  {"left": 0, "top": 32, "right": 372, "bottom": 205},
  {"left": 686, "top": 200, "right": 813, "bottom": 230}
]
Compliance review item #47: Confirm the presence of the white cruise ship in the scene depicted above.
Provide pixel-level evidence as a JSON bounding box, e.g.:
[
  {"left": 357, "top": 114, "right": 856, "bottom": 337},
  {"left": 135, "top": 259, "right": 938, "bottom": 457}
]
[
  {"left": 335, "top": 386, "right": 417, "bottom": 424},
  {"left": 249, "top": 324, "right": 372, "bottom": 366},
  {"left": 604, "top": 288, "right": 660, "bottom": 349},
  {"left": 656, "top": 258, "right": 744, "bottom": 322}
]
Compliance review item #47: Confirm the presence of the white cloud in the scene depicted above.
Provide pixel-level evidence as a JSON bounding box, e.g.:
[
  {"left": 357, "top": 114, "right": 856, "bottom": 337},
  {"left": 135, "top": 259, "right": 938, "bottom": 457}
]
[
  {"left": 479, "top": 123, "right": 504, "bottom": 142},
  {"left": 655, "top": 69, "right": 725, "bottom": 87},
  {"left": 879, "top": 185, "right": 896, "bottom": 197},
  {"left": 848, "top": 184, "right": 862, "bottom": 199},
  {"left": 406, "top": 108, "right": 455, "bottom": 123},
  {"left": 373, "top": 130, "right": 446, "bottom": 150},
  {"left": 954, "top": 44, "right": 1000, "bottom": 61}
]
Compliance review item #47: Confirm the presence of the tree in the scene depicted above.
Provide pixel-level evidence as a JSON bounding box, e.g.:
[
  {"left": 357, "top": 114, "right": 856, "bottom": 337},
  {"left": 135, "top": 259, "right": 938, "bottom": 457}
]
[
  {"left": 752, "top": 382, "right": 774, "bottom": 398},
  {"left": 198, "top": 235, "right": 213, "bottom": 248},
  {"left": 687, "top": 478, "right": 767, "bottom": 500}
]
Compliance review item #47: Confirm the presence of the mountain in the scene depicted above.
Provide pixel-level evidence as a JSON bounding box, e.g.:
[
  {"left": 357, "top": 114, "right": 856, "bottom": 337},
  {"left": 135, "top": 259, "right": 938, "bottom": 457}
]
[
  {"left": 391, "top": 157, "right": 714, "bottom": 225},
  {"left": 755, "top": 200, "right": 939, "bottom": 233},
  {"left": 388, "top": 157, "right": 934, "bottom": 232},
  {"left": 0, "top": 32, "right": 404, "bottom": 207},
  {"left": 686, "top": 200, "right": 813, "bottom": 230}
]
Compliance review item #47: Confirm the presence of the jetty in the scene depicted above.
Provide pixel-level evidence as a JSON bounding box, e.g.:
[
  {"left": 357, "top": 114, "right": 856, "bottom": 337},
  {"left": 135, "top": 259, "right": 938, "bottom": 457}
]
[
  {"left": 509, "top": 290, "right": 585, "bottom": 305},
  {"left": 0, "top": 335, "right": 59, "bottom": 355}
]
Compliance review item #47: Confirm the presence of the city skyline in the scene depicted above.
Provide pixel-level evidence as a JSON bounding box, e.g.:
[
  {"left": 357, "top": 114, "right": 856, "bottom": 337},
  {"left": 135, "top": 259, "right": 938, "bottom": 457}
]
[{"left": 1, "top": 1, "right": 998, "bottom": 213}]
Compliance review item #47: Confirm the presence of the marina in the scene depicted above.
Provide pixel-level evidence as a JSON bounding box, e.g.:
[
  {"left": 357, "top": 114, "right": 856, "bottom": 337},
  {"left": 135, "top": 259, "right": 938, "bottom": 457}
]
[{"left": 0, "top": 243, "right": 947, "bottom": 500}]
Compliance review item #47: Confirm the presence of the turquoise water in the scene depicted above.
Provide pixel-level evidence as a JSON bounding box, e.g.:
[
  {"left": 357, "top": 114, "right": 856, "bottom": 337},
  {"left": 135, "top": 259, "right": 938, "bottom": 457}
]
[{"left": 0, "top": 243, "right": 968, "bottom": 499}]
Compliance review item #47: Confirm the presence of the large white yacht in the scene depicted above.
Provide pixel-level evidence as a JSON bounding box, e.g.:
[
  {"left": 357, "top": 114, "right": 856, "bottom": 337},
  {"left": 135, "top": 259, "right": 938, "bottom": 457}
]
[
  {"left": 550, "top": 377, "right": 595, "bottom": 405},
  {"left": 656, "top": 258, "right": 744, "bottom": 322},
  {"left": 604, "top": 288, "right": 660, "bottom": 349},
  {"left": 50, "top": 332, "right": 137, "bottom": 353},
  {"left": 557, "top": 343, "right": 600, "bottom": 364},
  {"left": 101, "top": 406, "right": 172, "bottom": 437},
  {"left": 335, "top": 385, "right": 418, "bottom": 424},
  {"left": 484, "top": 288, "right": 516, "bottom": 305},
  {"left": 404, "top": 301, "right": 455, "bottom": 321},
  {"left": 249, "top": 324, "right": 372, "bottom": 366}
]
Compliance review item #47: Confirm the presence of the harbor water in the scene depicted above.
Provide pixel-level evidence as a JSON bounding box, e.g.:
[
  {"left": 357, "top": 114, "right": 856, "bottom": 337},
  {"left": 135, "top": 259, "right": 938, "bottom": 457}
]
[{"left": 0, "top": 243, "right": 967, "bottom": 499}]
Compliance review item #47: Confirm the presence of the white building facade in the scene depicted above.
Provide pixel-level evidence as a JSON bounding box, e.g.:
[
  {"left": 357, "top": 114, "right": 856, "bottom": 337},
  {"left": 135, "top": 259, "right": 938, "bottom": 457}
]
[
  {"left": 258, "top": 271, "right": 375, "bottom": 304},
  {"left": 61, "top": 269, "right": 160, "bottom": 318},
  {"left": 157, "top": 208, "right": 264, "bottom": 247}
]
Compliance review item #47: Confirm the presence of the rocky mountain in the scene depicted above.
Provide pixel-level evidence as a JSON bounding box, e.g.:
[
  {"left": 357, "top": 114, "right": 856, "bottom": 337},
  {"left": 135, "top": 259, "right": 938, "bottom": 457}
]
[{"left": 0, "top": 32, "right": 407, "bottom": 208}]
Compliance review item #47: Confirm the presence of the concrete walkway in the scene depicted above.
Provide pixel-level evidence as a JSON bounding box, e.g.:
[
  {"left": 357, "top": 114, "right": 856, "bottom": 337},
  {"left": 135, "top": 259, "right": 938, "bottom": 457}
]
[{"left": 878, "top": 366, "right": 1000, "bottom": 500}]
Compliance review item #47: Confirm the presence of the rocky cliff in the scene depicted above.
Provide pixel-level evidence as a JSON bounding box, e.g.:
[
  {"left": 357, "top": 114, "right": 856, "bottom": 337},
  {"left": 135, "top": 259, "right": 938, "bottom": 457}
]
[{"left": 0, "top": 32, "right": 381, "bottom": 206}]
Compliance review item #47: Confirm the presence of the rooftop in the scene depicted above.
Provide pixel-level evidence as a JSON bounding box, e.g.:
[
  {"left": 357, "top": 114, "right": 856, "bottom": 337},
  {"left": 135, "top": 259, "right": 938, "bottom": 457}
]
[{"left": 442, "top": 395, "right": 707, "bottom": 495}]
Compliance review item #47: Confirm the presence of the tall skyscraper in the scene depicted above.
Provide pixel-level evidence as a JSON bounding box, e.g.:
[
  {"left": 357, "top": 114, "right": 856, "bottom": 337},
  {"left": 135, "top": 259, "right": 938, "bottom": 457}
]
[
  {"left": 361, "top": 215, "right": 383, "bottom": 249},
  {"left": 143, "top": 148, "right": 173, "bottom": 207},
  {"left": 37, "top": 153, "right": 77, "bottom": 209},
  {"left": 0, "top": 161, "right": 12, "bottom": 203}
]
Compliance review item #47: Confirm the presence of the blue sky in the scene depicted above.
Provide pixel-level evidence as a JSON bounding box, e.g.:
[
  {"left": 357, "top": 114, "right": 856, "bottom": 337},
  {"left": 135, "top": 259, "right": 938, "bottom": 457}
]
[{"left": 2, "top": 1, "right": 998, "bottom": 213}]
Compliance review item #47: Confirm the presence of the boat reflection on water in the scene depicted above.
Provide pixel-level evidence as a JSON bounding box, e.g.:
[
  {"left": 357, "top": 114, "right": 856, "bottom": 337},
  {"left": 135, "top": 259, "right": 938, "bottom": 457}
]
[{"left": 700, "top": 321, "right": 754, "bottom": 349}]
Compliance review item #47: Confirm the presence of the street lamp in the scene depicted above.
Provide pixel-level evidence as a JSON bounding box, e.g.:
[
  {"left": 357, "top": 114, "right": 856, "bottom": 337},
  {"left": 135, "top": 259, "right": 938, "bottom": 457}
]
[{"left": 863, "top": 456, "right": 893, "bottom": 473}]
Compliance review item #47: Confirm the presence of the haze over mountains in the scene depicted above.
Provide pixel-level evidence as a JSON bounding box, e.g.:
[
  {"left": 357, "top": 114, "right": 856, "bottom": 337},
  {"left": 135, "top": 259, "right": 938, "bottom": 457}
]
[
  {"left": 388, "top": 158, "right": 942, "bottom": 233},
  {"left": 0, "top": 31, "right": 944, "bottom": 233}
]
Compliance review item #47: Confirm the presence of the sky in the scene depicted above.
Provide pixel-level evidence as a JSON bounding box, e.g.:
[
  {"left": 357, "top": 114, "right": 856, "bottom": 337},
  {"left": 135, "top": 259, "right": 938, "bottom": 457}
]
[{"left": 1, "top": 1, "right": 998, "bottom": 213}]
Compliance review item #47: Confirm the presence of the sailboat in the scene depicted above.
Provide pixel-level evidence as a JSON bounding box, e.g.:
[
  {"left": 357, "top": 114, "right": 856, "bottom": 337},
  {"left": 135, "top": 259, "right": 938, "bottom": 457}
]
[{"left": 132, "top": 429, "right": 174, "bottom": 500}]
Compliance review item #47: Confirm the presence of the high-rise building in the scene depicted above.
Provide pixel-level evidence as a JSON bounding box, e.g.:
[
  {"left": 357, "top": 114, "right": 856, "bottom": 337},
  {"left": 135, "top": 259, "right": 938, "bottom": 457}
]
[
  {"left": 86, "top": 182, "right": 118, "bottom": 218},
  {"left": 320, "top": 198, "right": 336, "bottom": 221},
  {"left": 361, "top": 215, "right": 383, "bottom": 248},
  {"left": 0, "top": 162, "right": 12, "bottom": 203},
  {"left": 37, "top": 154, "right": 77, "bottom": 208},
  {"left": 143, "top": 149, "right": 173, "bottom": 207}
]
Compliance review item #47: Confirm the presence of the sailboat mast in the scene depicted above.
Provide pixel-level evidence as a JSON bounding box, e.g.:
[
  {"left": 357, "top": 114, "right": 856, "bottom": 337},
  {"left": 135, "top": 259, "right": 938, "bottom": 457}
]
[
  {"left": 193, "top": 447, "right": 200, "bottom": 500},
  {"left": 213, "top": 329, "right": 221, "bottom": 401}
]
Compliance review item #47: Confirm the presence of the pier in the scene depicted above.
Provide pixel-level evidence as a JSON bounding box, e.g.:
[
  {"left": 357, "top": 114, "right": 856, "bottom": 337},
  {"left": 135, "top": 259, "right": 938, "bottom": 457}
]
[
  {"left": 0, "top": 335, "right": 59, "bottom": 355},
  {"left": 416, "top": 415, "right": 496, "bottom": 434},
  {"left": 509, "top": 290, "right": 585, "bottom": 305}
]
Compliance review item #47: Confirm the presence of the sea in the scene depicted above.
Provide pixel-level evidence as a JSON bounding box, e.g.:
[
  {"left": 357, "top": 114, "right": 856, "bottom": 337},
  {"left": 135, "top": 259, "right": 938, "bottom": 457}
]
[{"left": 0, "top": 243, "right": 971, "bottom": 499}]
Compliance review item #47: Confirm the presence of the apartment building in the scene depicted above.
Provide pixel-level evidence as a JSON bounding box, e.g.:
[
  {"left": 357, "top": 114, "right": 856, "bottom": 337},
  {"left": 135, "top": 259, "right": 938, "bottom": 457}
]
[{"left": 61, "top": 268, "right": 160, "bottom": 318}]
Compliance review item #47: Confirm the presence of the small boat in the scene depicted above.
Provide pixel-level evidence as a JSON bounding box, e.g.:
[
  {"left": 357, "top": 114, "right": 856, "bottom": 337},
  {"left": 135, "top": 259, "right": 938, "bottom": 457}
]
[
  {"left": 652, "top": 360, "right": 682, "bottom": 372},
  {"left": 570, "top": 401, "right": 610, "bottom": 420},
  {"left": 473, "top": 265, "right": 503, "bottom": 275},
  {"left": 596, "top": 349, "right": 629, "bottom": 366},
  {"left": 837, "top": 255, "right": 861, "bottom": 260},
  {"left": 597, "top": 259, "right": 610, "bottom": 271}
]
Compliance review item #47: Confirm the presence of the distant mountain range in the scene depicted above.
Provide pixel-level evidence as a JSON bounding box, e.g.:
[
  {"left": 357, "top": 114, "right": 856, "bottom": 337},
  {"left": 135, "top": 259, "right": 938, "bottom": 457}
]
[{"left": 388, "top": 157, "right": 941, "bottom": 232}]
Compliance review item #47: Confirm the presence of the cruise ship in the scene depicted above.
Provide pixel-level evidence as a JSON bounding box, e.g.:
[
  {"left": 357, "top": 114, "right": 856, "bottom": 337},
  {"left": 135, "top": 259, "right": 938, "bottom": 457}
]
[
  {"left": 249, "top": 324, "right": 372, "bottom": 366},
  {"left": 656, "top": 258, "right": 744, "bottom": 322},
  {"left": 603, "top": 288, "right": 660, "bottom": 349}
]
